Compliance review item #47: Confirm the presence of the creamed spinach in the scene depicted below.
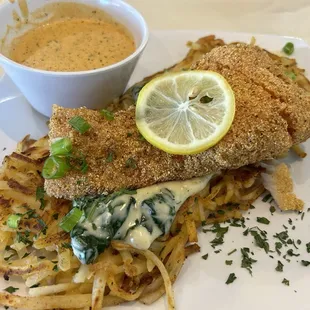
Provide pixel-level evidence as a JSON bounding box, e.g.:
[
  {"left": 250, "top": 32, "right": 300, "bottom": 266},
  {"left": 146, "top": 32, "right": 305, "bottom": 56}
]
[{"left": 70, "top": 176, "right": 212, "bottom": 264}]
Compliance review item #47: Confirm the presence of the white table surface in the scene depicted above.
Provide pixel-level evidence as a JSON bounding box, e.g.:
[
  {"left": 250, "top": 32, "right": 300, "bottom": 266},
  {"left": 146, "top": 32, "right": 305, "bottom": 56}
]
[
  {"left": 0, "top": 0, "right": 309, "bottom": 41},
  {"left": 0, "top": 0, "right": 309, "bottom": 72},
  {"left": 126, "top": 0, "right": 310, "bottom": 43}
]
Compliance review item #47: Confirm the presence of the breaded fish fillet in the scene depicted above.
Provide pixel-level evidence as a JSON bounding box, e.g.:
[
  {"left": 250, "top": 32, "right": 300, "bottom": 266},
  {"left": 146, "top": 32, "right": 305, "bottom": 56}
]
[{"left": 45, "top": 44, "right": 310, "bottom": 199}]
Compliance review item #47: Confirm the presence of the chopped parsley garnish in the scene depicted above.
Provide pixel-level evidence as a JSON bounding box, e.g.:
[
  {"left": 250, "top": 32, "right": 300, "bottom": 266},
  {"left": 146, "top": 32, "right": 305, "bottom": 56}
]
[
  {"left": 288, "top": 218, "right": 293, "bottom": 225},
  {"left": 210, "top": 237, "right": 224, "bottom": 248},
  {"left": 214, "top": 249, "right": 221, "bottom": 254},
  {"left": 269, "top": 206, "right": 276, "bottom": 214},
  {"left": 35, "top": 186, "right": 45, "bottom": 202},
  {"left": 211, "top": 223, "right": 229, "bottom": 238},
  {"left": 125, "top": 158, "right": 137, "bottom": 169},
  {"left": 4, "top": 254, "right": 15, "bottom": 261},
  {"left": 52, "top": 213, "right": 59, "bottom": 220},
  {"left": 241, "top": 248, "right": 257, "bottom": 276},
  {"left": 217, "top": 209, "right": 225, "bottom": 215},
  {"left": 62, "top": 242, "right": 72, "bottom": 249},
  {"left": 275, "top": 242, "right": 283, "bottom": 255},
  {"left": 297, "top": 239, "right": 301, "bottom": 245},
  {"left": 22, "top": 252, "right": 30, "bottom": 259},
  {"left": 287, "top": 238, "right": 298, "bottom": 249},
  {"left": 306, "top": 242, "right": 310, "bottom": 253},
  {"left": 52, "top": 265, "right": 59, "bottom": 272},
  {"left": 16, "top": 230, "right": 32, "bottom": 245},
  {"left": 262, "top": 193, "right": 272, "bottom": 203},
  {"left": 106, "top": 151, "right": 115, "bottom": 163},
  {"left": 230, "top": 218, "right": 245, "bottom": 228},
  {"left": 250, "top": 205, "right": 255, "bottom": 209},
  {"left": 276, "top": 260, "right": 284, "bottom": 272},
  {"left": 100, "top": 109, "right": 114, "bottom": 121},
  {"left": 127, "top": 132, "right": 133, "bottom": 137},
  {"left": 69, "top": 116, "right": 91, "bottom": 134},
  {"left": 225, "top": 260, "right": 233, "bottom": 265},
  {"left": 257, "top": 217, "right": 270, "bottom": 225},
  {"left": 4, "top": 286, "right": 18, "bottom": 294},
  {"left": 301, "top": 260, "right": 310, "bottom": 266},
  {"left": 301, "top": 212, "right": 305, "bottom": 221},
  {"left": 282, "top": 278, "right": 290, "bottom": 286},
  {"left": 274, "top": 231, "right": 289, "bottom": 246},
  {"left": 244, "top": 227, "right": 269, "bottom": 253},
  {"left": 226, "top": 273, "right": 237, "bottom": 284},
  {"left": 201, "top": 253, "right": 209, "bottom": 260},
  {"left": 37, "top": 218, "right": 47, "bottom": 234},
  {"left": 40, "top": 199, "right": 45, "bottom": 210},
  {"left": 287, "top": 249, "right": 300, "bottom": 257},
  {"left": 228, "top": 249, "right": 237, "bottom": 256}
]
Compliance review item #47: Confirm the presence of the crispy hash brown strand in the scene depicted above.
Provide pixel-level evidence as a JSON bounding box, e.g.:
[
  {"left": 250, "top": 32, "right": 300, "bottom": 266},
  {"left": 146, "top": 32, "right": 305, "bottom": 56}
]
[
  {"left": 0, "top": 136, "right": 264, "bottom": 309},
  {"left": 46, "top": 44, "right": 310, "bottom": 199}
]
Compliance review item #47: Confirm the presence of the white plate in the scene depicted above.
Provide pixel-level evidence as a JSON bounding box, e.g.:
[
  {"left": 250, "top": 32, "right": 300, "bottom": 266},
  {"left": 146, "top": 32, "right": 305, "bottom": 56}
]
[{"left": 1, "top": 31, "right": 310, "bottom": 310}]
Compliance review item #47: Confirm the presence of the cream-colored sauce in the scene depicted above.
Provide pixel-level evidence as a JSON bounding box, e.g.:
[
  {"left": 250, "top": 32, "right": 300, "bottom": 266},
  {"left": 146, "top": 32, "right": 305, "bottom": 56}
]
[
  {"left": 71, "top": 175, "right": 213, "bottom": 264},
  {"left": 86, "top": 176, "right": 212, "bottom": 249},
  {"left": 6, "top": 2, "right": 135, "bottom": 72}
]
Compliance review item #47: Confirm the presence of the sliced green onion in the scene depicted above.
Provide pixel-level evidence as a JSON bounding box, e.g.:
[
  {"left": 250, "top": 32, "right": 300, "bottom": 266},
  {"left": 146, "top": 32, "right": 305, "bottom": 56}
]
[
  {"left": 285, "top": 71, "right": 296, "bottom": 81},
  {"left": 69, "top": 116, "right": 91, "bottom": 134},
  {"left": 51, "top": 138, "right": 72, "bottom": 156},
  {"left": 59, "top": 208, "right": 83, "bottom": 232},
  {"left": 7, "top": 214, "right": 22, "bottom": 229},
  {"left": 282, "top": 42, "right": 294, "bottom": 56},
  {"left": 100, "top": 109, "right": 114, "bottom": 121},
  {"left": 42, "top": 156, "right": 70, "bottom": 179}
]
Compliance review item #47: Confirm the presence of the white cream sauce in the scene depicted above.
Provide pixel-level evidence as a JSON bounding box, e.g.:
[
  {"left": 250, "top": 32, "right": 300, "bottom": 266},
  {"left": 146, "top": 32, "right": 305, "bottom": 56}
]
[{"left": 71, "top": 175, "right": 213, "bottom": 264}]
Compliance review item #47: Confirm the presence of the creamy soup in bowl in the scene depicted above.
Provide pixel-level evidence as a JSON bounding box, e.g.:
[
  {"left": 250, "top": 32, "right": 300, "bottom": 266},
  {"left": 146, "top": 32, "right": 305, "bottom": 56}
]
[
  {"left": 0, "top": 0, "right": 148, "bottom": 117},
  {"left": 6, "top": 2, "right": 136, "bottom": 72}
]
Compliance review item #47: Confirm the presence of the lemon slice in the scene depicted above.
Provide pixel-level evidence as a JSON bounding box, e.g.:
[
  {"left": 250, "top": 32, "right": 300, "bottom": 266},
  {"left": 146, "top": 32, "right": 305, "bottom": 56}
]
[{"left": 135, "top": 70, "right": 235, "bottom": 155}]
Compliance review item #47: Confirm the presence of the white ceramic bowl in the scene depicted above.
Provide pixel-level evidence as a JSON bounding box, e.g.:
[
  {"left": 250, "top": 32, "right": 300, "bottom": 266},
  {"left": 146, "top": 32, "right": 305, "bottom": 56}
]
[{"left": 0, "top": 0, "right": 148, "bottom": 117}]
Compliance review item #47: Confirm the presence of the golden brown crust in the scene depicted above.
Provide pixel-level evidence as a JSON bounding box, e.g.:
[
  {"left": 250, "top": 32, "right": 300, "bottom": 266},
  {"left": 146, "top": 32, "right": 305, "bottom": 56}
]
[
  {"left": 273, "top": 163, "right": 304, "bottom": 211},
  {"left": 193, "top": 43, "right": 310, "bottom": 144},
  {"left": 45, "top": 44, "right": 310, "bottom": 199}
]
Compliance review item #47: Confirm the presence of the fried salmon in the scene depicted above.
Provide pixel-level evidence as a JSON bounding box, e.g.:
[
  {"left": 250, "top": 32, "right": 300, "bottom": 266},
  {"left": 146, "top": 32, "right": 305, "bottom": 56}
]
[{"left": 45, "top": 43, "right": 310, "bottom": 199}]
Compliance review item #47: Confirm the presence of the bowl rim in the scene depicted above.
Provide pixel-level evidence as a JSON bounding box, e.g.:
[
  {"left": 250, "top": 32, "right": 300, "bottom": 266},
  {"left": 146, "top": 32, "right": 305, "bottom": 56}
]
[{"left": 0, "top": 0, "right": 149, "bottom": 76}]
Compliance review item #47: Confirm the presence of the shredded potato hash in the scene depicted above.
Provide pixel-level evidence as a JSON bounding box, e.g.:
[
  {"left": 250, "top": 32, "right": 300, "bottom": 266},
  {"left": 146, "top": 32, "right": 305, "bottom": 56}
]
[
  {"left": 0, "top": 34, "right": 308, "bottom": 309},
  {"left": 0, "top": 135, "right": 265, "bottom": 309}
]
